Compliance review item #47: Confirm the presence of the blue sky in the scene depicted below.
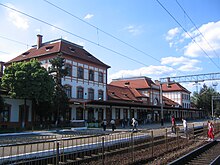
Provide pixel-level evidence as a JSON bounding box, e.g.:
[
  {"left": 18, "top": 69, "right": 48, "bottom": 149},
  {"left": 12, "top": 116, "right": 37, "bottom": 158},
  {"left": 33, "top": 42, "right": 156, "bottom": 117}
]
[{"left": 0, "top": 0, "right": 220, "bottom": 92}]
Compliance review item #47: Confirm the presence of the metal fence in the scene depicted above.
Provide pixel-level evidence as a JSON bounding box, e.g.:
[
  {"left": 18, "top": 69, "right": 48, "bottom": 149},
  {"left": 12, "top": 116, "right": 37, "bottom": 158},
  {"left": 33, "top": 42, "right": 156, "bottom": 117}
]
[{"left": 0, "top": 121, "right": 219, "bottom": 165}]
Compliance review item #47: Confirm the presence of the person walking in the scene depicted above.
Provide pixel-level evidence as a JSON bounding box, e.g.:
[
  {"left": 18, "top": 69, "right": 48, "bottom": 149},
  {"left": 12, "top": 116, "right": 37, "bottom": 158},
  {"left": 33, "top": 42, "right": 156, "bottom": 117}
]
[
  {"left": 182, "top": 118, "right": 188, "bottom": 137},
  {"left": 208, "top": 122, "right": 214, "bottom": 141},
  {"left": 131, "top": 118, "right": 138, "bottom": 132},
  {"left": 101, "top": 119, "right": 107, "bottom": 131},
  {"left": 171, "top": 115, "right": 176, "bottom": 134},
  {"left": 110, "top": 119, "right": 116, "bottom": 131}
]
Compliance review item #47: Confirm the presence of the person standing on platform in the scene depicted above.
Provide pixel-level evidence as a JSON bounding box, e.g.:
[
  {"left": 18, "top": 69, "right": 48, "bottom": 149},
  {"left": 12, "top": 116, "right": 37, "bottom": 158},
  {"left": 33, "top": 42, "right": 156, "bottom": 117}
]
[
  {"left": 110, "top": 119, "right": 116, "bottom": 131},
  {"left": 171, "top": 115, "right": 176, "bottom": 134},
  {"left": 182, "top": 118, "right": 188, "bottom": 137},
  {"left": 102, "top": 119, "right": 107, "bottom": 131}
]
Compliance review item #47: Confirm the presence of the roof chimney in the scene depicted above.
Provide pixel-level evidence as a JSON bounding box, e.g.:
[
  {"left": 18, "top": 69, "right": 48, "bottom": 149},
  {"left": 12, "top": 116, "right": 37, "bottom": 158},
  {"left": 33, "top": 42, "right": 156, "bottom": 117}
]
[{"left": 37, "top": 34, "right": 43, "bottom": 49}]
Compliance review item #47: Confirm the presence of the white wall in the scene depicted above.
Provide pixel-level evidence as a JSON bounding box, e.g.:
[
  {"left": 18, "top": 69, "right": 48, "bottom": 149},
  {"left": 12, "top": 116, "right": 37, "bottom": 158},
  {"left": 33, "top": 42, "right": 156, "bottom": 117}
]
[{"left": 4, "top": 97, "right": 32, "bottom": 122}]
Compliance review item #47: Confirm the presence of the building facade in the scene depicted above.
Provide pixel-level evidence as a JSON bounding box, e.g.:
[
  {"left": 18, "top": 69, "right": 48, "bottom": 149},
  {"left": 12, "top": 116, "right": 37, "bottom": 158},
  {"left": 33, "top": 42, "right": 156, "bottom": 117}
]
[{"left": 0, "top": 35, "right": 204, "bottom": 129}]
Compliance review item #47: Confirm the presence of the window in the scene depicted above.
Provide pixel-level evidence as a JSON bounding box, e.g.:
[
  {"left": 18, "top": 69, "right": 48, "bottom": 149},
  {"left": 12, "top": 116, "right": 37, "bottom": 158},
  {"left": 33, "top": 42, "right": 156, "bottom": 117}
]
[
  {"left": 115, "top": 108, "right": 120, "bottom": 119},
  {"left": 45, "top": 46, "right": 54, "bottom": 51},
  {"left": 77, "top": 86, "right": 84, "bottom": 99},
  {"left": 64, "top": 85, "right": 72, "bottom": 98},
  {"left": 0, "top": 104, "right": 10, "bottom": 122},
  {"left": 88, "top": 107, "right": 95, "bottom": 122},
  {"left": 65, "top": 64, "right": 72, "bottom": 77},
  {"left": 98, "top": 90, "right": 104, "bottom": 100},
  {"left": 69, "top": 47, "right": 75, "bottom": 52},
  {"left": 76, "top": 107, "right": 83, "bottom": 120},
  {"left": 89, "top": 69, "right": 94, "bottom": 81},
  {"left": 88, "top": 88, "right": 94, "bottom": 100},
  {"left": 98, "top": 72, "right": 103, "bottom": 83},
  {"left": 77, "top": 67, "right": 84, "bottom": 79}
]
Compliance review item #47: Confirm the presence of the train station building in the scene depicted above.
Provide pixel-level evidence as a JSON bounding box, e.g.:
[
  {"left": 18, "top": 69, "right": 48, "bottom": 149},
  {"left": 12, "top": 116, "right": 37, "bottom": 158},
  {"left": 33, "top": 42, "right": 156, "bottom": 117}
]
[{"left": 0, "top": 35, "right": 204, "bottom": 129}]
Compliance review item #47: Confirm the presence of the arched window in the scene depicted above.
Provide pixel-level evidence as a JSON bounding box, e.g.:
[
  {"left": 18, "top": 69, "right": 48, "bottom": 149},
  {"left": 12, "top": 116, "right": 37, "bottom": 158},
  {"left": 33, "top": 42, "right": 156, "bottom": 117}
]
[
  {"left": 89, "top": 69, "right": 94, "bottom": 81},
  {"left": 77, "top": 67, "right": 84, "bottom": 79},
  {"left": 0, "top": 104, "right": 11, "bottom": 122},
  {"left": 98, "top": 90, "right": 104, "bottom": 100},
  {"left": 98, "top": 71, "right": 103, "bottom": 83},
  {"left": 64, "top": 85, "right": 72, "bottom": 98},
  {"left": 88, "top": 88, "right": 94, "bottom": 100},
  {"left": 76, "top": 107, "right": 83, "bottom": 120},
  {"left": 77, "top": 86, "right": 84, "bottom": 99},
  {"left": 65, "top": 64, "right": 72, "bottom": 77}
]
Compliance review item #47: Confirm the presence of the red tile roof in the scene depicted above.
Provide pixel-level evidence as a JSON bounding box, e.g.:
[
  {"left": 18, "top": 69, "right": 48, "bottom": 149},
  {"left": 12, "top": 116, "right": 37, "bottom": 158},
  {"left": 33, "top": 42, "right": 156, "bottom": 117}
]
[
  {"left": 6, "top": 38, "right": 110, "bottom": 68},
  {"left": 163, "top": 96, "right": 180, "bottom": 107},
  {"left": 107, "top": 84, "right": 142, "bottom": 102},
  {"left": 110, "top": 77, "right": 156, "bottom": 89},
  {"left": 162, "top": 83, "right": 191, "bottom": 93}
]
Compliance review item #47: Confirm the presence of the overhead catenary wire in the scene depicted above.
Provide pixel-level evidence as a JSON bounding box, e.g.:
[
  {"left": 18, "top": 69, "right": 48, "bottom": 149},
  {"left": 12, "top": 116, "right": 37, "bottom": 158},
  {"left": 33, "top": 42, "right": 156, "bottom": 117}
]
[
  {"left": 43, "top": 0, "right": 161, "bottom": 63},
  {"left": 0, "top": 3, "right": 148, "bottom": 67},
  {"left": 43, "top": 0, "right": 189, "bottom": 78},
  {"left": 175, "top": 0, "right": 219, "bottom": 60},
  {"left": 156, "top": 0, "right": 220, "bottom": 71},
  {"left": 0, "top": 35, "right": 30, "bottom": 48},
  {"left": 0, "top": 2, "right": 181, "bottom": 79}
]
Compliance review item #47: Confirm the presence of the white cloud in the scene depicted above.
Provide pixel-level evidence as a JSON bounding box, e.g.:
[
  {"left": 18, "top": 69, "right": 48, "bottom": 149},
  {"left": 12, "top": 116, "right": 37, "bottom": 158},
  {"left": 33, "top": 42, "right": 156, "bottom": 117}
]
[
  {"left": 167, "top": 21, "right": 220, "bottom": 58},
  {"left": 109, "top": 65, "right": 174, "bottom": 82},
  {"left": 6, "top": 3, "right": 29, "bottom": 30},
  {"left": 166, "top": 27, "right": 180, "bottom": 41},
  {"left": 161, "top": 56, "right": 202, "bottom": 72},
  {"left": 84, "top": 14, "right": 94, "bottom": 20},
  {"left": 165, "top": 27, "right": 182, "bottom": 48},
  {"left": 124, "top": 25, "right": 143, "bottom": 36},
  {"left": 184, "top": 21, "right": 220, "bottom": 57}
]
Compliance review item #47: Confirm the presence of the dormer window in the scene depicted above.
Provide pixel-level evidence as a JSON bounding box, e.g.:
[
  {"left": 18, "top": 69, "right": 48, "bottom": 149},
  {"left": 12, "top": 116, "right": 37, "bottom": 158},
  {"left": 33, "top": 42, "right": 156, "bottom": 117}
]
[
  {"left": 69, "top": 47, "right": 75, "bottom": 52},
  {"left": 87, "top": 53, "right": 92, "bottom": 58},
  {"left": 22, "top": 52, "right": 30, "bottom": 57},
  {"left": 124, "top": 82, "right": 130, "bottom": 86},
  {"left": 45, "top": 46, "right": 54, "bottom": 51}
]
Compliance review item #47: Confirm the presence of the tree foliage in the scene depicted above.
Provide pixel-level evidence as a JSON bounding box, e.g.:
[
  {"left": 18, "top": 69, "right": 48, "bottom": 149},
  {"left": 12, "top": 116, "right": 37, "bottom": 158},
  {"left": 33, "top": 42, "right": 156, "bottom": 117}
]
[
  {"left": 191, "top": 84, "right": 220, "bottom": 116},
  {"left": 1, "top": 59, "right": 55, "bottom": 128},
  {"left": 49, "top": 54, "right": 69, "bottom": 124},
  {"left": 1, "top": 59, "right": 54, "bottom": 102}
]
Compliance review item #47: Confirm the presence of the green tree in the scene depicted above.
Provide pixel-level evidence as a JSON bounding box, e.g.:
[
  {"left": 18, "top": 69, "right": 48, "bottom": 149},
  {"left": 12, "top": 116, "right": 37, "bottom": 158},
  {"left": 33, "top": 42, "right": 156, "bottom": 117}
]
[
  {"left": 191, "top": 84, "right": 219, "bottom": 117},
  {"left": 49, "top": 54, "right": 69, "bottom": 126},
  {"left": 1, "top": 59, "right": 55, "bottom": 128}
]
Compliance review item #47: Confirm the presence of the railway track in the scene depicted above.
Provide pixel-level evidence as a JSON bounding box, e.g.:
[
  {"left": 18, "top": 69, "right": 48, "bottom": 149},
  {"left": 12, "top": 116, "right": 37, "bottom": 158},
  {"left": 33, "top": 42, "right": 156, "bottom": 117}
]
[{"left": 169, "top": 140, "right": 220, "bottom": 165}]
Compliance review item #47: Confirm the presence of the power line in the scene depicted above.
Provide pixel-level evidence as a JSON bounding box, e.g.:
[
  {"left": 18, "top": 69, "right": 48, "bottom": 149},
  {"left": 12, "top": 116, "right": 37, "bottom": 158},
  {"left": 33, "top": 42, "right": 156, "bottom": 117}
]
[
  {"left": 43, "top": 0, "right": 188, "bottom": 77},
  {"left": 175, "top": 0, "right": 219, "bottom": 59},
  {"left": 43, "top": 0, "right": 161, "bottom": 63},
  {"left": 0, "top": 35, "right": 30, "bottom": 47},
  {"left": 155, "top": 0, "right": 220, "bottom": 70},
  {"left": 0, "top": 3, "right": 148, "bottom": 67},
  {"left": 1, "top": 2, "right": 193, "bottom": 80},
  {"left": 0, "top": 50, "right": 10, "bottom": 54}
]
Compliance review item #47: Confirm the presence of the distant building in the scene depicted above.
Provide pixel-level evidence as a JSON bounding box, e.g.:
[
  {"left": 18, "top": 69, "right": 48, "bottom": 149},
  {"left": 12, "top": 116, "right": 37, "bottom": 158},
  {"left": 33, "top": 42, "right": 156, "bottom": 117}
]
[
  {"left": 110, "top": 76, "right": 160, "bottom": 105},
  {"left": 162, "top": 82, "right": 191, "bottom": 109}
]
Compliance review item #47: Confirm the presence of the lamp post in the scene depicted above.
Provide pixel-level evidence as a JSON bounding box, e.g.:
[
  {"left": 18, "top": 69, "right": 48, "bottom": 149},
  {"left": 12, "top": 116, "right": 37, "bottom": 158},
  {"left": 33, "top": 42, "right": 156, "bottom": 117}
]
[
  {"left": 160, "top": 84, "right": 164, "bottom": 126},
  {"left": 211, "top": 97, "right": 214, "bottom": 119}
]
